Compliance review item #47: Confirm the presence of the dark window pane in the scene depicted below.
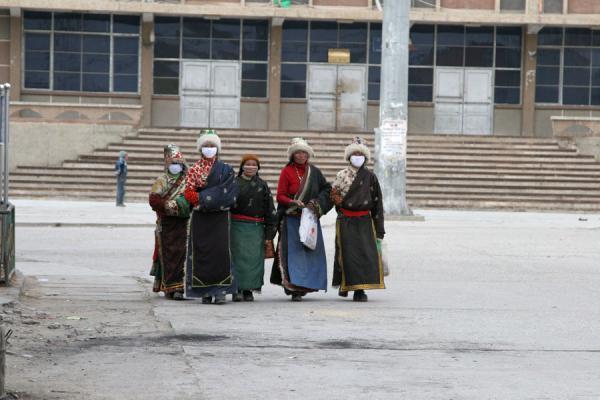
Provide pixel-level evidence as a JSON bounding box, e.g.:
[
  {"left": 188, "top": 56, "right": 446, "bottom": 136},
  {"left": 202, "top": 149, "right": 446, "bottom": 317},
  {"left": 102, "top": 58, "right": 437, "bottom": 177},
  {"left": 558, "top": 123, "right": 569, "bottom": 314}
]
[
  {"left": 436, "top": 46, "right": 463, "bottom": 66},
  {"left": 408, "top": 85, "right": 432, "bottom": 102},
  {"left": 182, "top": 38, "right": 210, "bottom": 59},
  {"left": 496, "top": 26, "right": 522, "bottom": 47},
  {"left": 155, "top": 17, "right": 180, "bottom": 37},
  {"left": 565, "top": 28, "right": 591, "bottom": 46},
  {"left": 282, "top": 20, "right": 308, "bottom": 42},
  {"left": 343, "top": 42, "right": 367, "bottom": 64},
  {"left": 114, "top": 37, "right": 139, "bottom": 55},
  {"left": 310, "top": 21, "right": 337, "bottom": 42},
  {"left": 54, "top": 52, "right": 81, "bottom": 72},
  {"left": 410, "top": 24, "right": 434, "bottom": 45},
  {"left": 535, "top": 85, "right": 559, "bottom": 103},
  {"left": 211, "top": 39, "right": 240, "bottom": 60},
  {"left": 242, "top": 63, "right": 267, "bottom": 80},
  {"left": 563, "top": 86, "right": 589, "bottom": 105},
  {"left": 83, "top": 35, "right": 110, "bottom": 53},
  {"left": 592, "top": 87, "right": 600, "bottom": 105},
  {"left": 564, "top": 48, "right": 591, "bottom": 67},
  {"left": 154, "top": 78, "right": 179, "bottom": 95},
  {"left": 154, "top": 37, "right": 180, "bottom": 58},
  {"left": 466, "top": 26, "right": 493, "bottom": 46},
  {"left": 212, "top": 19, "right": 240, "bottom": 39},
  {"left": 339, "top": 23, "right": 367, "bottom": 43},
  {"left": 310, "top": 42, "right": 336, "bottom": 62},
  {"left": 495, "top": 47, "right": 521, "bottom": 68},
  {"left": 281, "top": 81, "right": 306, "bottom": 98},
  {"left": 243, "top": 40, "right": 268, "bottom": 61},
  {"left": 54, "top": 33, "right": 81, "bottom": 52},
  {"left": 281, "top": 64, "right": 306, "bottom": 81},
  {"left": 593, "top": 49, "right": 600, "bottom": 67},
  {"left": 368, "top": 66, "right": 380, "bottom": 83},
  {"left": 82, "top": 73, "right": 109, "bottom": 92},
  {"left": 409, "top": 45, "right": 434, "bottom": 65},
  {"left": 54, "top": 13, "right": 82, "bottom": 31},
  {"left": 24, "top": 11, "right": 52, "bottom": 31},
  {"left": 83, "top": 14, "right": 110, "bottom": 33},
  {"left": 594, "top": 31, "right": 600, "bottom": 47},
  {"left": 183, "top": 18, "right": 211, "bottom": 38},
  {"left": 409, "top": 68, "right": 433, "bottom": 85},
  {"left": 114, "top": 55, "right": 138, "bottom": 74},
  {"left": 154, "top": 61, "right": 179, "bottom": 78},
  {"left": 282, "top": 41, "right": 308, "bottom": 62},
  {"left": 25, "top": 33, "right": 50, "bottom": 51},
  {"left": 114, "top": 75, "right": 138, "bottom": 92},
  {"left": 113, "top": 15, "right": 140, "bottom": 34},
  {"left": 54, "top": 72, "right": 81, "bottom": 91},
  {"left": 538, "top": 27, "right": 562, "bottom": 46},
  {"left": 592, "top": 68, "right": 600, "bottom": 86},
  {"left": 24, "top": 71, "right": 50, "bottom": 89},
  {"left": 437, "top": 25, "right": 464, "bottom": 46},
  {"left": 82, "top": 54, "right": 110, "bottom": 73},
  {"left": 369, "top": 23, "right": 382, "bottom": 64},
  {"left": 495, "top": 70, "right": 521, "bottom": 87},
  {"left": 243, "top": 20, "right": 269, "bottom": 40},
  {"left": 536, "top": 66, "right": 560, "bottom": 85},
  {"left": 537, "top": 48, "right": 560, "bottom": 66},
  {"left": 25, "top": 51, "right": 50, "bottom": 71},
  {"left": 495, "top": 87, "right": 520, "bottom": 104},
  {"left": 368, "top": 83, "right": 380, "bottom": 101},
  {"left": 465, "top": 47, "right": 493, "bottom": 67},
  {"left": 242, "top": 81, "right": 267, "bottom": 97},
  {"left": 563, "top": 67, "right": 590, "bottom": 86}
]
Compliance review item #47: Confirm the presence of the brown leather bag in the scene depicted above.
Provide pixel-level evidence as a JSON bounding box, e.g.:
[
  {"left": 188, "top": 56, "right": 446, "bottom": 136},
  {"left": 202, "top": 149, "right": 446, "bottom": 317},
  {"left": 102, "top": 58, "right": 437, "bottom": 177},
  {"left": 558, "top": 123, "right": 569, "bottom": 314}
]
[{"left": 264, "top": 240, "right": 275, "bottom": 259}]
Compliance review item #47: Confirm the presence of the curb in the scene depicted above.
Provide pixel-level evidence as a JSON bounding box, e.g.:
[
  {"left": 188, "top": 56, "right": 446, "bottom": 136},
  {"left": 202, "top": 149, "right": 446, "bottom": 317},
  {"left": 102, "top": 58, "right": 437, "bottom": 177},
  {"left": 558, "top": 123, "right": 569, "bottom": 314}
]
[{"left": 16, "top": 223, "right": 155, "bottom": 228}]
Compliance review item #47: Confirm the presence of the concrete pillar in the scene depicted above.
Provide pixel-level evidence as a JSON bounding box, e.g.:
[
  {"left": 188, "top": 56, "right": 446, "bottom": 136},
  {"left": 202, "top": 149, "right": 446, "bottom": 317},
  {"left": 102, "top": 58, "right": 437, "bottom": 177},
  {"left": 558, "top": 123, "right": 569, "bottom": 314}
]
[
  {"left": 521, "top": 31, "right": 537, "bottom": 137},
  {"left": 268, "top": 22, "right": 282, "bottom": 131},
  {"left": 140, "top": 17, "right": 154, "bottom": 127},
  {"left": 9, "top": 16, "right": 21, "bottom": 101}
]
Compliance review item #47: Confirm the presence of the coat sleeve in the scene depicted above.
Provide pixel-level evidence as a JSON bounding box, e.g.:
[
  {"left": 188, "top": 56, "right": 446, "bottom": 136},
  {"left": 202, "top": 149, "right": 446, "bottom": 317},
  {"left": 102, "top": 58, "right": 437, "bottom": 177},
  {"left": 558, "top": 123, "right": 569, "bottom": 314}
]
[
  {"left": 263, "top": 180, "right": 278, "bottom": 240},
  {"left": 313, "top": 168, "right": 333, "bottom": 217},
  {"left": 370, "top": 174, "right": 385, "bottom": 239}
]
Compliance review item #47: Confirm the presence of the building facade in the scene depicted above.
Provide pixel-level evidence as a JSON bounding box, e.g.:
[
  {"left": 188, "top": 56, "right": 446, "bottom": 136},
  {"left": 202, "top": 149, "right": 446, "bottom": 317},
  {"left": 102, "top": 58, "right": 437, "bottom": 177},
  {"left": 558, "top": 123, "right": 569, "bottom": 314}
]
[{"left": 1, "top": 0, "right": 600, "bottom": 136}]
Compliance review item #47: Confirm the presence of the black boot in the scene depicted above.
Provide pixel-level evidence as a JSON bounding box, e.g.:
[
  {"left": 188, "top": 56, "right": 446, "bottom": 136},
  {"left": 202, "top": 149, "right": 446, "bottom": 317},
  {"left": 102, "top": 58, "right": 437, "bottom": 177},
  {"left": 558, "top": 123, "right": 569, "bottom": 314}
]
[
  {"left": 338, "top": 288, "right": 348, "bottom": 298},
  {"left": 291, "top": 293, "right": 303, "bottom": 302},
  {"left": 214, "top": 294, "right": 226, "bottom": 305},
  {"left": 173, "top": 291, "right": 184, "bottom": 301},
  {"left": 353, "top": 290, "right": 368, "bottom": 302},
  {"left": 232, "top": 291, "right": 243, "bottom": 302},
  {"left": 243, "top": 290, "right": 254, "bottom": 302},
  {"left": 202, "top": 296, "right": 212, "bottom": 304}
]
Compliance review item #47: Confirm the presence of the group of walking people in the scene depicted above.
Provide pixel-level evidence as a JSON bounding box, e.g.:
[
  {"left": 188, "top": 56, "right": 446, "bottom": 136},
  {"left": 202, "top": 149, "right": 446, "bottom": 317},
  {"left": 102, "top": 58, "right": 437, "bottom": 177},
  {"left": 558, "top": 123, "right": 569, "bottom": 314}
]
[{"left": 148, "top": 129, "right": 386, "bottom": 304}]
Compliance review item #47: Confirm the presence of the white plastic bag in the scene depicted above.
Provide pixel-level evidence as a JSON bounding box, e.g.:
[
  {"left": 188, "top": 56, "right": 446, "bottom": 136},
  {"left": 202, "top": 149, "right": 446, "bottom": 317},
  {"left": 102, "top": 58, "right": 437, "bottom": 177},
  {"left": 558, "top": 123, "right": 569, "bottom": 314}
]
[
  {"left": 299, "top": 208, "right": 318, "bottom": 250},
  {"left": 378, "top": 239, "right": 390, "bottom": 277}
]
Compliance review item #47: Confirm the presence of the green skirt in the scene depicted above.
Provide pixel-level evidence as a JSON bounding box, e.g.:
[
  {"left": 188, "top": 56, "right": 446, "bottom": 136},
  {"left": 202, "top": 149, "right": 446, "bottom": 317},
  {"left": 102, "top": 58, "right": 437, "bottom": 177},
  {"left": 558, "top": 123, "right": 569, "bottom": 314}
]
[{"left": 231, "top": 220, "right": 265, "bottom": 291}]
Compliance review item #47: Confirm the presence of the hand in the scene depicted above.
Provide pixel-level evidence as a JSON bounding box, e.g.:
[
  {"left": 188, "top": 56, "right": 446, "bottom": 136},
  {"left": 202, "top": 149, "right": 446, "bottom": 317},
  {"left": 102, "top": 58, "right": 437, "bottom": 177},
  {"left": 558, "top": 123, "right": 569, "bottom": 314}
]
[{"left": 291, "top": 200, "right": 305, "bottom": 208}]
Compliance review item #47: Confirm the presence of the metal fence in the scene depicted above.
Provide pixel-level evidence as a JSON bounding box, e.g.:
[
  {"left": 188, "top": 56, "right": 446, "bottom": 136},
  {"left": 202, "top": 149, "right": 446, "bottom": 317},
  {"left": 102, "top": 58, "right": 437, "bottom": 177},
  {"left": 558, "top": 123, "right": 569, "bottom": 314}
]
[{"left": 0, "top": 83, "right": 14, "bottom": 284}]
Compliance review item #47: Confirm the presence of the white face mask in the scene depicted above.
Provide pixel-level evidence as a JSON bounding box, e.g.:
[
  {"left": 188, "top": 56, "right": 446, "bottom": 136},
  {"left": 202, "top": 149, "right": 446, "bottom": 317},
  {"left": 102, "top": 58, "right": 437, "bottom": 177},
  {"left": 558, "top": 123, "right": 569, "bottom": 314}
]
[
  {"left": 202, "top": 147, "right": 218, "bottom": 159},
  {"left": 350, "top": 155, "right": 366, "bottom": 168},
  {"left": 243, "top": 165, "right": 258, "bottom": 176},
  {"left": 168, "top": 164, "right": 183, "bottom": 175}
]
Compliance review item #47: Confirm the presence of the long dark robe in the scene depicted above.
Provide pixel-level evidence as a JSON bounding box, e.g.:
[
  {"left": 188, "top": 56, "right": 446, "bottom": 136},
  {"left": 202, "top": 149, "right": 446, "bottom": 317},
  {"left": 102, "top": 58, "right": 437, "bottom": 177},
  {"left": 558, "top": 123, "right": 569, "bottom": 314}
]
[
  {"left": 185, "top": 160, "right": 239, "bottom": 298},
  {"left": 230, "top": 176, "right": 277, "bottom": 291},
  {"left": 270, "top": 164, "right": 332, "bottom": 293},
  {"left": 332, "top": 166, "right": 385, "bottom": 291}
]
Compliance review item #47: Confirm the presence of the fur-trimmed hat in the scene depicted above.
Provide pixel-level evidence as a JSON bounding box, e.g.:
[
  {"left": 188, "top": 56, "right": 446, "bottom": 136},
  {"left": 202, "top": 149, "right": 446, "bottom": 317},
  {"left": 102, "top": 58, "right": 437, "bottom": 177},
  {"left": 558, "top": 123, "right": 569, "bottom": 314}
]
[
  {"left": 196, "top": 129, "right": 221, "bottom": 152},
  {"left": 164, "top": 143, "right": 186, "bottom": 166},
  {"left": 344, "top": 136, "right": 370, "bottom": 161},
  {"left": 287, "top": 137, "right": 315, "bottom": 159}
]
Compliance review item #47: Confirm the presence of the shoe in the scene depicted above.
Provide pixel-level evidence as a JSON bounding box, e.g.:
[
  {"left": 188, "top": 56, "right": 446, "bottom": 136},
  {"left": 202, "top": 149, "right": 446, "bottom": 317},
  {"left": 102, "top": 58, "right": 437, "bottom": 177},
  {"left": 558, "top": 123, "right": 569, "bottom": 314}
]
[
  {"left": 291, "top": 293, "right": 302, "bottom": 302},
  {"left": 353, "top": 290, "right": 368, "bottom": 302},
  {"left": 173, "top": 292, "right": 184, "bottom": 301},
  {"left": 214, "top": 295, "right": 226, "bottom": 305},
  {"left": 232, "top": 292, "right": 243, "bottom": 302},
  {"left": 202, "top": 296, "right": 212, "bottom": 304},
  {"left": 338, "top": 288, "right": 348, "bottom": 298},
  {"left": 165, "top": 292, "right": 174, "bottom": 299},
  {"left": 243, "top": 290, "right": 254, "bottom": 302}
]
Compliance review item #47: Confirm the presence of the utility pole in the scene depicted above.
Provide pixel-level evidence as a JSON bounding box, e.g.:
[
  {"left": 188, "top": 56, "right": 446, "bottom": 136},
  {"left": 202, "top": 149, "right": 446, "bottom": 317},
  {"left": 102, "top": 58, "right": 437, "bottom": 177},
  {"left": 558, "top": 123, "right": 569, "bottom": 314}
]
[{"left": 374, "top": 0, "right": 413, "bottom": 216}]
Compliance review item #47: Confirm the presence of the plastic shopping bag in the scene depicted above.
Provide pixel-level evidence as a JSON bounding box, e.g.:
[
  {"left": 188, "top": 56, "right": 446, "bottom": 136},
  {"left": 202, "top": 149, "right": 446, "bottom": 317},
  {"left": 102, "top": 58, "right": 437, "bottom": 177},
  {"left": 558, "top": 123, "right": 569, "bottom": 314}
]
[
  {"left": 377, "top": 239, "right": 390, "bottom": 276},
  {"left": 299, "top": 208, "right": 318, "bottom": 250}
]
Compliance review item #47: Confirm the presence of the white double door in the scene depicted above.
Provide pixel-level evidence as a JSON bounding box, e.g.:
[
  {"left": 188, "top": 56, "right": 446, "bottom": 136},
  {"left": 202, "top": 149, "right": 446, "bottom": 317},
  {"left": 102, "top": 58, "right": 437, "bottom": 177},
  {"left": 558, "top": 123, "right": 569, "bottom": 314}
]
[
  {"left": 180, "top": 61, "right": 240, "bottom": 128},
  {"left": 307, "top": 64, "right": 367, "bottom": 131},
  {"left": 434, "top": 68, "right": 493, "bottom": 135}
]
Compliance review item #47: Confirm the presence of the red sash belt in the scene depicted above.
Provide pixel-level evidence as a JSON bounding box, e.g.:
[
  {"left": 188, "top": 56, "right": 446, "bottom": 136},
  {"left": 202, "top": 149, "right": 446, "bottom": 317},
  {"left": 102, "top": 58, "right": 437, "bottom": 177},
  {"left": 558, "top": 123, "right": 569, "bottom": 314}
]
[
  {"left": 340, "top": 208, "right": 370, "bottom": 217},
  {"left": 231, "top": 214, "right": 265, "bottom": 223}
]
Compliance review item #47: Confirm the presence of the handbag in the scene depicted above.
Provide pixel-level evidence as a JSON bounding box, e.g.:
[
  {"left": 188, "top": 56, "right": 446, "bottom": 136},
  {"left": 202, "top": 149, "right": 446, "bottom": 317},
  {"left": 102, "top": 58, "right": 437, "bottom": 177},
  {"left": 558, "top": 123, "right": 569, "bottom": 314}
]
[{"left": 264, "top": 240, "right": 275, "bottom": 259}]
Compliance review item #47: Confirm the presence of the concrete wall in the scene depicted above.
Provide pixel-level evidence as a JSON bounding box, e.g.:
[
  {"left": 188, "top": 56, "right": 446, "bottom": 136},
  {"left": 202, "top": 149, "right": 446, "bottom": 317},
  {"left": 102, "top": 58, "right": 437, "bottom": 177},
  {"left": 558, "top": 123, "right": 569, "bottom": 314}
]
[
  {"left": 408, "top": 104, "right": 435, "bottom": 134},
  {"left": 152, "top": 98, "right": 180, "bottom": 127},
  {"left": 240, "top": 101, "right": 268, "bottom": 130},
  {"left": 494, "top": 107, "right": 522, "bottom": 136},
  {"left": 8, "top": 122, "right": 135, "bottom": 171},
  {"left": 440, "top": 0, "right": 495, "bottom": 9},
  {"left": 534, "top": 108, "right": 600, "bottom": 137},
  {"left": 280, "top": 101, "right": 308, "bottom": 131},
  {"left": 568, "top": 0, "right": 600, "bottom": 13}
]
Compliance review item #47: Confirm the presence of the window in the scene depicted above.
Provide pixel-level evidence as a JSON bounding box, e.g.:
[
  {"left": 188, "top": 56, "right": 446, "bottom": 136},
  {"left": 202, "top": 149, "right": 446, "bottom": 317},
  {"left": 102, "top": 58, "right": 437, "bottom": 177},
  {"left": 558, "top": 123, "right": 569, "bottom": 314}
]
[
  {"left": 153, "top": 17, "right": 269, "bottom": 98},
  {"left": 281, "top": 20, "right": 308, "bottom": 98},
  {"left": 500, "top": 0, "right": 525, "bottom": 12},
  {"left": 23, "top": 11, "right": 140, "bottom": 93},
  {"left": 495, "top": 27, "right": 522, "bottom": 104},
  {"left": 536, "top": 27, "right": 600, "bottom": 105}
]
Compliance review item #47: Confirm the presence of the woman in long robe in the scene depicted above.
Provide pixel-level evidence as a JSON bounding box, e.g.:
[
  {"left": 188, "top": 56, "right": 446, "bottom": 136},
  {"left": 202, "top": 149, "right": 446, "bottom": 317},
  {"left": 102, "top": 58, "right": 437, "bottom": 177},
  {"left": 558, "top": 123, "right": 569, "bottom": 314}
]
[
  {"left": 331, "top": 137, "right": 385, "bottom": 302},
  {"left": 230, "top": 154, "right": 277, "bottom": 302},
  {"left": 271, "top": 137, "right": 332, "bottom": 301},
  {"left": 184, "top": 130, "right": 239, "bottom": 304},
  {"left": 149, "top": 144, "right": 190, "bottom": 300}
]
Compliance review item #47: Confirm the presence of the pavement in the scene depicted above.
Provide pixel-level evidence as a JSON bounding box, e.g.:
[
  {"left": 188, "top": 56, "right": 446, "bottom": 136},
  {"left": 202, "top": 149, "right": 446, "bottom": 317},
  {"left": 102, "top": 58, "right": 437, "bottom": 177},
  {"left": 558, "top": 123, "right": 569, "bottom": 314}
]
[{"left": 2, "top": 199, "right": 600, "bottom": 399}]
